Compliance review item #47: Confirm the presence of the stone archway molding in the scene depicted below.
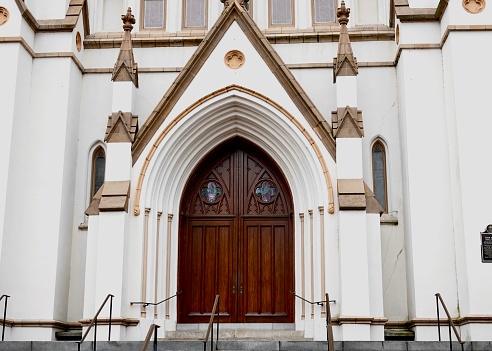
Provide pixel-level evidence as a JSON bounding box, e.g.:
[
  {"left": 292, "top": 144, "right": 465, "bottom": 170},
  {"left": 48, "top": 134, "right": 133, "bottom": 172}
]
[{"left": 133, "top": 85, "right": 335, "bottom": 216}]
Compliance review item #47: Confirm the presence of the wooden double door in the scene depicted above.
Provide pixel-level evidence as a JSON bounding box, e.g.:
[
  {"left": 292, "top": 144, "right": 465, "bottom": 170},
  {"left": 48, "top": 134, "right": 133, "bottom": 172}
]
[{"left": 178, "top": 139, "right": 294, "bottom": 323}]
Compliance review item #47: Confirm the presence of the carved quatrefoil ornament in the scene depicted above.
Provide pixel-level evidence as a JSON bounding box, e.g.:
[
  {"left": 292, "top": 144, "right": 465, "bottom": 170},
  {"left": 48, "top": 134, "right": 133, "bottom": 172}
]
[
  {"left": 224, "top": 50, "right": 245, "bottom": 69},
  {"left": 0, "top": 7, "right": 9, "bottom": 26},
  {"left": 463, "top": 0, "right": 486, "bottom": 14}
]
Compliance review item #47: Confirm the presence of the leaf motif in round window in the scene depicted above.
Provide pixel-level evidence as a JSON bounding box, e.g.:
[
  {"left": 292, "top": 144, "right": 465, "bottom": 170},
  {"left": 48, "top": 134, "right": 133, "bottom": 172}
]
[
  {"left": 255, "top": 181, "right": 277, "bottom": 203},
  {"left": 201, "top": 181, "right": 223, "bottom": 203}
]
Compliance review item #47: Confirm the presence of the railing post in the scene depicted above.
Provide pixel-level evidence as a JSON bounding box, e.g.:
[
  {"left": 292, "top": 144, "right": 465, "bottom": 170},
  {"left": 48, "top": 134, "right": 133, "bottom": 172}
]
[
  {"left": 109, "top": 294, "right": 114, "bottom": 341},
  {"left": 216, "top": 297, "right": 220, "bottom": 351},
  {"left": 326, "top": 293, "right": 334, "bottom": 351},
  {"left": 448, "top": 319, "right": 453, "bottom": 351},
  {"left": 436, "top": 294, "right": 441, "bottom": 341},
  {"left": 2, "top": 295, "right": 9, "bottom": 341},
  {"left": 94, "top": 319, "right": 97, "bottom": 351},
  {"left": 153, "top": 324, "right": 158, "bottom": 351}
]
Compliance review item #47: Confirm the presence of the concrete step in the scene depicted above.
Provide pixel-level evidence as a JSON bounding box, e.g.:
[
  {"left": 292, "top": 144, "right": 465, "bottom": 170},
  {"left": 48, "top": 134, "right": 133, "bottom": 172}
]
[
  {"left": 0, "top": 341, "right": 488, "bottom": 351},
  {"left": 0, "top": 341, "right": 489, "bottom": 351},
  {"left": 165, "top": 329, "right": 308, "bottom": 341}
]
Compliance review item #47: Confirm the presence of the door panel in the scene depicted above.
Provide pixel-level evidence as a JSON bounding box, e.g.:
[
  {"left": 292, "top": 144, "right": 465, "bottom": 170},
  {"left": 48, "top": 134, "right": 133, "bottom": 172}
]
[
  {"left": 240, "top": 220, "right": 292, "bottom": 322},
  {"left": 178, "top": 138, "right": 293, "bottom": 323},
  {"left": 180, "top": 220, "right": 236, "bottom": 323}
]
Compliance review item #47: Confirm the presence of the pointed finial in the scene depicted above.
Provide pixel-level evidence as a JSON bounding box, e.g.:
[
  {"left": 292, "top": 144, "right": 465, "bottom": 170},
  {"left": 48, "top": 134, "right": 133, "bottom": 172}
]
[
  {"left": 121, "top": 7, "right": 135, "bottom": 31},
  {"left": 337, "top": 0, "right": 350, "bottom": 26}
]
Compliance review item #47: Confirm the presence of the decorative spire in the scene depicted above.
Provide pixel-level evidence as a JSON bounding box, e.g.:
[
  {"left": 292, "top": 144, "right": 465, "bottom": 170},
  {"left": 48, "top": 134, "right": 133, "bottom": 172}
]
[
  {"left": 121, "top": 7, "right": 135, "bottom": 31},
  {"left": 337, "top": 0, "right": 350, "bottom": 25},
  {"left": 333, "top": 0, "right": 358, "bottom": 82},
  {"left": 111, "top": 7, "right": 139, "bottom": 87}
]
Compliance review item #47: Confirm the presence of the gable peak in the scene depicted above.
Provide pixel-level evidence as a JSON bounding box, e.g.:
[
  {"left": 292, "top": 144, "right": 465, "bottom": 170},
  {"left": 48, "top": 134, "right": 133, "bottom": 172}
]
[{"left": 221, "top": 0, "right": 249, "bottom": 10}]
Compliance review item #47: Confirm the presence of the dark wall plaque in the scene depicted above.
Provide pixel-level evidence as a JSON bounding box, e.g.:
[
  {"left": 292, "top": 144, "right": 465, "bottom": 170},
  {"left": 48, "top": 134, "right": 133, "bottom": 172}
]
[{"left": 481, "top": 233, "right": 492, "bottom": 263}]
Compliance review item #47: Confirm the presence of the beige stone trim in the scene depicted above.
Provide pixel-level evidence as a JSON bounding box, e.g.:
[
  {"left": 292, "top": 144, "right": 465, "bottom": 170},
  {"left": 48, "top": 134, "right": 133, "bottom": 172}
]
[
  {"left": 0, "top": 37, "right": 85, "bottom": 73},
  {"left": 154, "top": 211, "right": 162, "bottom": 319},
  {"left": 132, "top": 85, "right": 335, "bottom": 216},
  {"left": 99, "top": 181, "right": 131, "bottom": 212},
  {"left": 394, "top": 44, "right": 441, "bottom": 65},
  {"left": 141, "top": 208, "right": 151, "bottom": 318},
  {"left": 299, "top": 213, "right": 306, "bottom": 320},
  {"left": 14, "top": 0, "right": 90, "bottom": 35},
  {"left": 338, "top": 179, "right": 366, "bottom": 210},
  {"left": 165, "top": 214, "right": 173, "bottom": 319},
  {"left": 78, "top": 318, "right": 139, "bottom": 327},
  {"left": 364, "top": 182, "right": 384, "bottom": 215},
  {"left": 332, "top": 107, "right": 364, "bottom": 138},
  {"left": 394, "top": 0, "right": 449, "bottom": 22},
  {"left": 309, "top": 209, "right": 314, "bottom": 319},
  {"left": 386, "top": 316, "right": 492, "bottom": 329},
  {"left": 0, "top": 319, "right": 80, "bottom": 329},
  {"left": 319, "top": 206, "right": 326, "bottom": 318},
  {"left": 337, "top": 316, "right": 388, "bottom": 325},
  {"left": 83, "top": 26, "right": 394, "bottom": 49},
  {"left": 105, "top": 111, "right": 139, "bottom": 143}
]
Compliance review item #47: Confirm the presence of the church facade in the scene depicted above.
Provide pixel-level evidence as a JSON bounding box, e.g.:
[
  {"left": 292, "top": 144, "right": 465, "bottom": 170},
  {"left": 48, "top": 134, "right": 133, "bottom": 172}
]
[{"left": 1, "top": 0, "right": 492, "bottom": 343}]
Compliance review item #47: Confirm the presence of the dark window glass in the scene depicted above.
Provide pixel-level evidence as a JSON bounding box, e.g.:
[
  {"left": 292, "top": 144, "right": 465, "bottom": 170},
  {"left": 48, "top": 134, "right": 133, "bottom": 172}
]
[
  {"left": 92, "top": 148, "right": 105, "bottom": 196},
  {"left": 372, "top": 142, "right": 387, "bottom": 212}
]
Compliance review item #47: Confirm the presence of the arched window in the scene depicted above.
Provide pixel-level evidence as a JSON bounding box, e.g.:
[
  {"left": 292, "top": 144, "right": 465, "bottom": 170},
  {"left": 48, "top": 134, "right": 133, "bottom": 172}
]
[
  {"left": 270, "top": 0, "right": 294, "bottom": 26},
  {"left": 91, "top": 147, "right": 106, "bottom": 197},
  {"left": 184, "top": 0, "right": 207, "bottom": 28},
  {"left": 143, "top": 0, "right": 165, "bottom": 29},
  {"left": 372, "top": 140, "right": 387, "bottom": 212},
  {"left": 312, "top": 0, "right": 336, "bottom": 24}
]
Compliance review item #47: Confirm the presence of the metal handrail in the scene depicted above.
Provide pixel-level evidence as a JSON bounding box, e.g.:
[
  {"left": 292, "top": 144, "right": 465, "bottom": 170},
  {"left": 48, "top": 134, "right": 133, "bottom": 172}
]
[
  {"left": 291, "top": 291, "right": 336, "bottom": 306},
  {"left": 203, "top": 295, "right": 220, "bottom": 351},
  {"left": 325, "top": 293, "right": 335, "bottom": 351},
  {"left": 131, "top": 291, "right": 181, "bottom": 308},
  {"left": 0, "top": 295, "right": 9, "bottom": 341},
  {"left": 139, "top": 324, "right": 160, "bottom": 351},
  {"left": 291, "top": 292, "right": 336, "bottom": 351},
  {"left": 435, "top": 293, "right": 464, "bottom": 351},
  {"left": 77, "top": 294, "right": 114, "bottom": 351}
]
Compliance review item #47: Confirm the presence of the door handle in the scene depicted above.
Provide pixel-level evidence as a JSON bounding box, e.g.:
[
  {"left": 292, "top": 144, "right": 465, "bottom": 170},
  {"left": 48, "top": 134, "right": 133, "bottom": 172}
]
[
  {"left": 233, "top": 284, "right": 236, "bottom": 294},
  {"left": 239, "top": 285, "right": 243, "bottom": 294}
]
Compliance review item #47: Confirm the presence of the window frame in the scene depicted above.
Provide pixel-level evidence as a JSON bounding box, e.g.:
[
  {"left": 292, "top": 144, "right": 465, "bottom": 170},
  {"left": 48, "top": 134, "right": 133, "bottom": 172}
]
[
  {"left": 91, "top": 146, "right": 106, "bottom": 198},
  {"left": 269, "top": 0, "right": 295, "bottom": 27},
  {"left": 141, "top": 0, "right": 166, "bottom": 30},
  {"left": 182, "top": 0, "right": 208, "bottom": 30},
  {"left": 371, "top": 140, "right": 388, "bottom": 213},
  {"left": 311, "top": 0, "right": 337, "bottom": 26}
]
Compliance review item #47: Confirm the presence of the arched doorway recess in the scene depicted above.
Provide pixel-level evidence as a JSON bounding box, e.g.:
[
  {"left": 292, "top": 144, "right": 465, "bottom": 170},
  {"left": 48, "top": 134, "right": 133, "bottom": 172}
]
[{"left": 178, "top": 137, "right": 294, "bottom": 323}]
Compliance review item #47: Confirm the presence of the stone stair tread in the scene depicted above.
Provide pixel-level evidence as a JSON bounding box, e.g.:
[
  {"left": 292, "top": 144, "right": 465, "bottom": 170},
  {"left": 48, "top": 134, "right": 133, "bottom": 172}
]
[{"left": 165, "top": 329, "right": 309, "bottom": 341}]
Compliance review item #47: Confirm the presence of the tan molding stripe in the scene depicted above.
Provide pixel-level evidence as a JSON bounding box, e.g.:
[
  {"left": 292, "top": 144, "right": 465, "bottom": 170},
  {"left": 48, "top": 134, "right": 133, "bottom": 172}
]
[
  {"left": 154, "top": 211, "right": 162, "bottom": 319},
  {"left": 394, "top": 44, "right": 441, "bottom": 65},
  {"left": 165, "top": 214, "right": 173, "bottom": 319},
  {"left": 336, "top": 316, "right": 388, "bottom": 325},
  {"left": 14, "top": 0, "right": 90, "bottom": 36},
  {"left": 441, "top": 25, "right": 492, "bottom": 47},
  {"left": 309, "top": 209, "right": 314, "bottom": 319},
  {"left": 394, "top": 0, "right": 449, "bottom": 22},
  {"left": 78, "top": 318, "right": 139, "bottom": 327},
  {"left": 141, "top": 208, "right": 151, "bottom": 318},
  {"left": 0, "top": 319, "right": 80, "bottom": 329},
  {"left": 387, "top": 316, "right": 492, "bottom": 328},
  {"left": 299, "top": 213, "right": 306, "bottom": 320},
  {"left": 0, "top": 37, "right": 84, "bottom": 73},
  {"left": 83, "top": 27, "right": 394, "bottom": 49},
  {"left": 319, "top": 206, "right": 326, "bottom": 318}
]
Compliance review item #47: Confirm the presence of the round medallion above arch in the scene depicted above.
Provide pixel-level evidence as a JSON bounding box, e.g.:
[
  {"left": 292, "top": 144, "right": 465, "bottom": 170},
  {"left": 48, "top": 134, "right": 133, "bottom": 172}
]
[
  {"left": 0, "top": 7, "right": 9, "bottom": 26},
  {"left": 463, "top": 0, "right": 486, "bottom": 13}
]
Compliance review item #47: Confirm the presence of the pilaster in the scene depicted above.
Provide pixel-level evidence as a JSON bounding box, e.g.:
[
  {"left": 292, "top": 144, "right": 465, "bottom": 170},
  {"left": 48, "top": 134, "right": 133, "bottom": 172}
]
[
  {"left": 82, "top": 7, "right": 139, "bottom": 341},
  {"left": 333, "top": 1, "right": 384, "bottom": 341}
]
